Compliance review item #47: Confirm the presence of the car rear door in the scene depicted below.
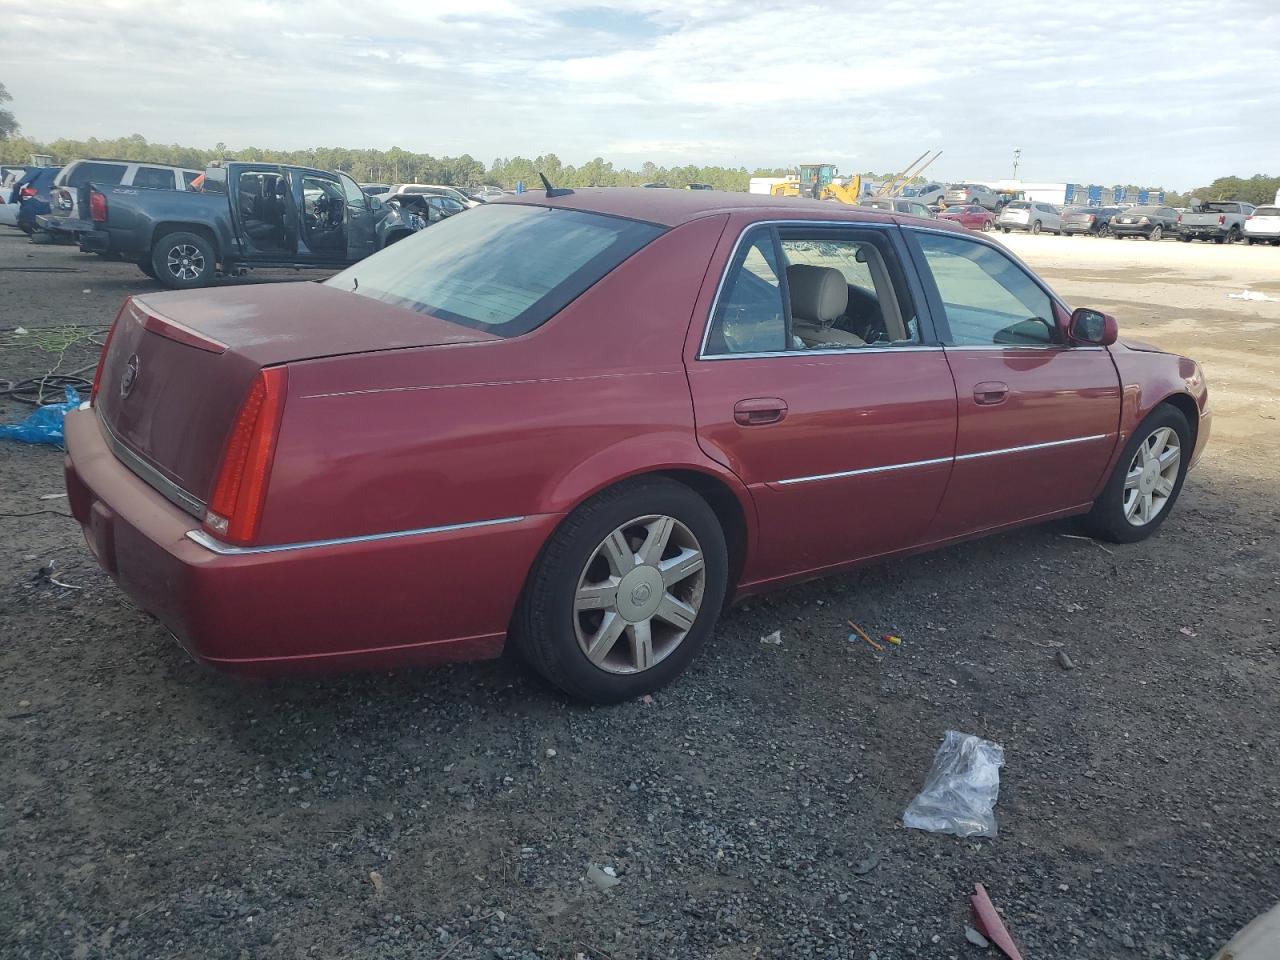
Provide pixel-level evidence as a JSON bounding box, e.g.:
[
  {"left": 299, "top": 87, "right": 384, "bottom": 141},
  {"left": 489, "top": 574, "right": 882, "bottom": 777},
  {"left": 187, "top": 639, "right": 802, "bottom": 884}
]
[
  {"left": 904, "top": 227, "right": 1120, "bottom": 539},
  {"left": 685, "top": 218, "right": 958, "bottom": 586}
]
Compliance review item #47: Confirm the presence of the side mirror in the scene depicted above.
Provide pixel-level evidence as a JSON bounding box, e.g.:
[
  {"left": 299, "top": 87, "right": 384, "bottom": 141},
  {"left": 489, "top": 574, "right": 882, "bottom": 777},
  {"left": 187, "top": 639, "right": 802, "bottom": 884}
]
[{"left": 1069, "top": 307, "right": 1117, "bottom": 346}]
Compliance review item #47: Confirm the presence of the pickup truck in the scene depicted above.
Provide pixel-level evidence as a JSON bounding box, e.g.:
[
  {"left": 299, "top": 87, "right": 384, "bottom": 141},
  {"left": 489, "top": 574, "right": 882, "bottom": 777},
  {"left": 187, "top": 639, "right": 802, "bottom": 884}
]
[
  {"left": 1177, "top": 200, "right": 1256, "bottom": 243},
  {"left": 77, "top": 162, "right": 423, "bottom": 288}
]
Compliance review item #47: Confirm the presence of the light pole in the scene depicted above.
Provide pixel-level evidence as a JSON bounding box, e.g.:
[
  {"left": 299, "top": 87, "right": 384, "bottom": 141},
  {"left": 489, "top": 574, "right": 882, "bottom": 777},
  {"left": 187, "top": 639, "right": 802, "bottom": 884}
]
[{"left": 1012, "top": 148, "right": 1021, "bottom": 181}]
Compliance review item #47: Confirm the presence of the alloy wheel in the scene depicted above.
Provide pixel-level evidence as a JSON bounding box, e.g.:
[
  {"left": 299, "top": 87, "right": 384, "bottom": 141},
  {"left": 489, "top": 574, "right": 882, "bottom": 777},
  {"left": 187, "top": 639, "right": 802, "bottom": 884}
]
[
  {"left": 1123, "top": 427, "right": 1181, "bottom": 526},
  {"left": 573, "top": 514, "right": 706, "bottom": 674},
  {"left": 166, "top": 244, "right": 206, "bottom": 281}
]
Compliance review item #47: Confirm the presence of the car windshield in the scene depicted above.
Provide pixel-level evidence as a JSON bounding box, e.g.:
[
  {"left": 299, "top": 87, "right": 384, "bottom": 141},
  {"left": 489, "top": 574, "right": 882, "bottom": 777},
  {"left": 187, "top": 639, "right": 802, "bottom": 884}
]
[{"left": 328, "top": 203, "right": 664, "bottom": 338}]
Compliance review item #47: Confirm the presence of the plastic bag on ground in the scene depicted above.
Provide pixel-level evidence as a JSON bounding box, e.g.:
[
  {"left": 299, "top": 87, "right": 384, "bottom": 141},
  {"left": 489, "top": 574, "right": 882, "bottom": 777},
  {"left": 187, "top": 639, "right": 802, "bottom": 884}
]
[
  {"left": 903, "top": 730, "right": 1004, "bottom": 837},
  {"left": 0, "top": 387, "right": 82, "bottom": 446}
]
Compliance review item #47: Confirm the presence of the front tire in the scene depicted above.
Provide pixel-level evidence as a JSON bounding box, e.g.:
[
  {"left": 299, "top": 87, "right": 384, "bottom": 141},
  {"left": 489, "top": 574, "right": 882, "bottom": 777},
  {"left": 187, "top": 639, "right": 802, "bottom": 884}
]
[
  {"left": 151, "top": 231, "right": 215, "bottom": 289},
  {"left": 514, "top": 478, "right": 728, "bottom": 703},
  {"left": 1086, "top": 405, "right": 1191, "bottom": 543}
]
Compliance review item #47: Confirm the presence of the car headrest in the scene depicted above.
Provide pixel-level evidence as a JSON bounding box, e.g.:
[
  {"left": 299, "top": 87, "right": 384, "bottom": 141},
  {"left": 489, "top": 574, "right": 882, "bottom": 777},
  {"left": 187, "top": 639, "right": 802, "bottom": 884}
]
[{"left": 786, "top": 264, "right": 848, "bottom": 325}]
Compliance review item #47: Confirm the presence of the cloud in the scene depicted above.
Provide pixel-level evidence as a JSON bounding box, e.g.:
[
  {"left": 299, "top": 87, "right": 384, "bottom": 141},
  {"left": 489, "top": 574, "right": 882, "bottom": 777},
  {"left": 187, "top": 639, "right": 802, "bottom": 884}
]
[{"left": 5, "top": 0, "right": 1279, "bottom": 186}]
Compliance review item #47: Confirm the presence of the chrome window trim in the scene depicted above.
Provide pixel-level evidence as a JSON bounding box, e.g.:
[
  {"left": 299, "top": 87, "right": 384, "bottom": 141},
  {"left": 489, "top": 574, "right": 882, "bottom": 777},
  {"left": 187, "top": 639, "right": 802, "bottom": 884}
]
[
  {"left": 186, "top": 515, "right": 527, "bottom": 556},
  {"left": 701, "top": 345, "right": 945, "bottom": 361},
  {"left": 97, "top": 409, "right": 206, "bottom": 518},
  {"left": 696, "top": 219, "right": 928, "bottom": 360},
  {"left": 772, "top": 434, "right": 1110, "bottom": 486}
]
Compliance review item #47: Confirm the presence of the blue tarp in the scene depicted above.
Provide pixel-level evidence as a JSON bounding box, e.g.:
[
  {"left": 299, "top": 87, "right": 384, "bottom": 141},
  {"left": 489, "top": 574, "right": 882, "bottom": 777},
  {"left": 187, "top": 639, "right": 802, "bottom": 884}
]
[{"left": 0, "top": 388, "right": 81, "bottom": 445}]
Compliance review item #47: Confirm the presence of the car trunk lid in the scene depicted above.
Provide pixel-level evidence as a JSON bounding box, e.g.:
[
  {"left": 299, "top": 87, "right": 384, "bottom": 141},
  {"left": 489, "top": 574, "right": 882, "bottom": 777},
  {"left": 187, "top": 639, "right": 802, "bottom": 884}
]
[{"left": 94, "top": 283, "right": 499, "bottom": 511}]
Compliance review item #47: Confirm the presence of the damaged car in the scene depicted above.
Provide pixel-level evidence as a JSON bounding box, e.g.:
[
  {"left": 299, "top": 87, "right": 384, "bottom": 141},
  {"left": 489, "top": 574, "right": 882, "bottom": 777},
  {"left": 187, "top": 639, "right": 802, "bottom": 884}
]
[{"left": 64, "top": 190, "right": 1210, "bottom": 702}]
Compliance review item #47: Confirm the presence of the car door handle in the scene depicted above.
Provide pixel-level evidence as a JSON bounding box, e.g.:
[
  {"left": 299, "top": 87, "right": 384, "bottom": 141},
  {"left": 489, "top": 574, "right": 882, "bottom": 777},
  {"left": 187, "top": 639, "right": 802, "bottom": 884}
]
[
  {"left": 734, "top": 398, "right": 788, "bottom": 425},
  {"left": 973, "top": 381, "right": 1009, "bottom": 405}
]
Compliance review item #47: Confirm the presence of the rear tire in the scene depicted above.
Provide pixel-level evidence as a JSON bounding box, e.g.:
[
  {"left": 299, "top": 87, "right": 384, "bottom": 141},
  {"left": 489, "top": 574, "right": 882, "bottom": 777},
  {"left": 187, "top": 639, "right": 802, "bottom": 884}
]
[
  {"left": 1098, "top": 224, "right": 1111, "bottom": 238},
  {"left": 1031, "top": 220, "right": 1042, "bottom": 235},
  {"left": 1149, "top": 225, "right": 1163, "bottom": 241},
  {"left": 1228, "top": 226, "right": 1242, "bottom": 244},
  {"left": 514, "top": 478, "right": 728, "bottom": 704},
  {"left": 1085, "top": 405, "right": 1191, "bottom": 544},
  {"left": 1001, "top": 227, "right": 1011, "bottom": 234},
  {"left": 151, "top": 231, "right": 215, "bottom": 289}
]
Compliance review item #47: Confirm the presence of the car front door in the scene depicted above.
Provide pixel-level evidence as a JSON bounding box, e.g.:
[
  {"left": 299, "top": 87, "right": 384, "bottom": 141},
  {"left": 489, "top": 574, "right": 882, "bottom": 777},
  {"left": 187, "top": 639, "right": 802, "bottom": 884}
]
[
  {"left": 686, "top": 220, "right": 959, "bottom": 586},
  {"left": 906, "top": 228, "right": 1120, "bottom": 539},
  {"left": 338, "top": 172, "right": 376, "bottom": 260}
]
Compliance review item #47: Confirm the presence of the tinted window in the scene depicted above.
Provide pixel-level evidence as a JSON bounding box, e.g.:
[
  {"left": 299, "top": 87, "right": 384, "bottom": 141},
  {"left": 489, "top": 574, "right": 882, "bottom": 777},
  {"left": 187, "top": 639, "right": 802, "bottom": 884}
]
[
  {"left": 65, "top": 162, "right": 127, "bottom": 187},
  {"left": 132, "top": 166, "right": 175, "bottom": 189},
  {"left": 329, "top": 204, "right": 664, "bottom": 338},
  {"left": 1254, "top": 206, "right": 1280, "bottom": 217},
  {"left": 1006, "top": 201, "right": 1031, "bottom": 210},
  {"left": 915, "top": 232, "right": 1055, "bottom": 346},
  {"left": 705, "top": 231, "right": 787, "bottom": 354}
]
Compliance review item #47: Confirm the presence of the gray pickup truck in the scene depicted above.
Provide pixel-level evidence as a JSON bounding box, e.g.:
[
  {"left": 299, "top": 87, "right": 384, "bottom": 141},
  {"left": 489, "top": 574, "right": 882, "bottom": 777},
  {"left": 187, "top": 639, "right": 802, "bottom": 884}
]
[
  {"left": 77, "top": 161, "right": 423, "bottom": 287},
  {"left": 1177, "top": 200, "right": 1256, "bottom": 243}
]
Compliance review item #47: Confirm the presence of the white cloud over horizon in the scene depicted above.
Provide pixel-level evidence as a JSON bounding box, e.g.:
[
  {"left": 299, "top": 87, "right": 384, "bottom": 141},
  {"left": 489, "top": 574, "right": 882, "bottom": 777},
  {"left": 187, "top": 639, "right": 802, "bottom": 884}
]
[{"left": 5, "top": 0, "right": 1278, "bottom": 189}]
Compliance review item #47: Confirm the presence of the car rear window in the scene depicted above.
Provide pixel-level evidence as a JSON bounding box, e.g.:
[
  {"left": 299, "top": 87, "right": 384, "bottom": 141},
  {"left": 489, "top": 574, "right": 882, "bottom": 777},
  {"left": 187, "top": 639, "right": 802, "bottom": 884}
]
[
  {"left": 1006, "top": 202, "right": 1030, "bottom": 210},
  {"left": 1253, "top": 206, "right": 1279, "bottom": 216},
  {"left": 328, "top": 203, "right": 665, "bottom": 338},
  {"left": 133, "top": 166, "right": 175, "bottom": 189},
  {"left": 63, "top": 162, "right": 128, "bottom": 187}
]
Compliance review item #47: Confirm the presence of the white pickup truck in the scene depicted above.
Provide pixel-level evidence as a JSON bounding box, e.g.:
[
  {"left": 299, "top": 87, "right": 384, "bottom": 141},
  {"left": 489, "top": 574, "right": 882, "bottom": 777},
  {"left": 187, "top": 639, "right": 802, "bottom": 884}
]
[{"left": 1177, "top": 200, "right": 1255, "bottom": 243}]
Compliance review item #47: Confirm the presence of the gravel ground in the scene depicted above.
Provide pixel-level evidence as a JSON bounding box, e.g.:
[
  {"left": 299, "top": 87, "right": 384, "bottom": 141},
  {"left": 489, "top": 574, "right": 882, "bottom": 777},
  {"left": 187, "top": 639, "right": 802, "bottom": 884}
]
[{"left": 1, "top": 231, "right": 1278, "bottom": 960}]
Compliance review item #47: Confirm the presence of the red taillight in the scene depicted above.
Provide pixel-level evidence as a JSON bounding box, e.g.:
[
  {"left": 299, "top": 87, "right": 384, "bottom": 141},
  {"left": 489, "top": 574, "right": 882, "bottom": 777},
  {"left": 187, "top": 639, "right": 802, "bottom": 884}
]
[
  {"left": 204, "top": 367, "right": 288, "bottom": 546},
  {"left": 90, "top": 299, "right": 130, "bottom": 405},
  {"left": 1088, "top": 214, "right": 1096, "bottom": 222},
  {"left": 1177, "top": 214, "right": 1183, "bottom": 223},
  {"left": 1218, "top": 214, "right": 1226, "bottom": 225},
  {"left": 19, "top": 186, "right": 37, "bottom": 199},
  {"left": 1246, "top": 214, "right": 1254, "bottom": 220},
  {"left": 89, "top": 190, "right": 108, "bottom": 222}
]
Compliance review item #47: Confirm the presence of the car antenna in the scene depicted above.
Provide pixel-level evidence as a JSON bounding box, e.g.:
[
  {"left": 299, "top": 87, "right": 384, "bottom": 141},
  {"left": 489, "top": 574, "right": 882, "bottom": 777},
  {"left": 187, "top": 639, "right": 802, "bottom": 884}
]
[{"left": 539, "top": 173, "right": 573, "bottom": 198}]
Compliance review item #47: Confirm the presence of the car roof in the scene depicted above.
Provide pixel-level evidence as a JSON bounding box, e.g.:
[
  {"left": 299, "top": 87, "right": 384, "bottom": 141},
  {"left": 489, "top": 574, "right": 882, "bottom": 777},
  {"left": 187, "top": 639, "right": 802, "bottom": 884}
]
[{"left": 494, "top": 187, "right": 963, "bottom": 230}]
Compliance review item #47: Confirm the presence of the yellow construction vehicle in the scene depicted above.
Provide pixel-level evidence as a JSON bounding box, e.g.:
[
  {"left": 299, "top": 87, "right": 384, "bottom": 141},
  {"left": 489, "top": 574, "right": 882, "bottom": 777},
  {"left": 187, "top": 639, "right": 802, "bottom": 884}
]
[{"left": 770, "top": 163, "right": 863, "bottom": 203}]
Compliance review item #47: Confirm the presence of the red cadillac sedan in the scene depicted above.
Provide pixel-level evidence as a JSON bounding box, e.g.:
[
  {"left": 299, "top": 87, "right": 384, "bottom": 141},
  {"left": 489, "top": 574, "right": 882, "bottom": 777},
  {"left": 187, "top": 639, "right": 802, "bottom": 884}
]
[{"left": 64, "top": 189, "right": 1210, "bottom": 702}]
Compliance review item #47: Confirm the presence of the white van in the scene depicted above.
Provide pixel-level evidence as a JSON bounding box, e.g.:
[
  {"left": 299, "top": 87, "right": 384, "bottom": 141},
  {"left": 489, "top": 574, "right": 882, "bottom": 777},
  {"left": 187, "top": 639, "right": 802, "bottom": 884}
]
[{"left": 38, "top": 159, "right": 201, "bottom": 241}]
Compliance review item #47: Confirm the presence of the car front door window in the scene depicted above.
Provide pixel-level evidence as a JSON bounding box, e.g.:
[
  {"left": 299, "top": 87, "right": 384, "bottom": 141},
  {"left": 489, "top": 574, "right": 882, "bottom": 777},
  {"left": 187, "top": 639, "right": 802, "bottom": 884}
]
[{"left": 913, "top": 231, "right": 1056, "bottom": 346}]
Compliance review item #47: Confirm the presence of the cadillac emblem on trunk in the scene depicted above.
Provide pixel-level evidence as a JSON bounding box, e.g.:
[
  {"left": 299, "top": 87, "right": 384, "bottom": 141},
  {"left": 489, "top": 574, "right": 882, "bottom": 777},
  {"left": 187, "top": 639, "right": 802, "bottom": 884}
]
[{"left": 120, "top": 354, "right": 140, "bottom": 397}]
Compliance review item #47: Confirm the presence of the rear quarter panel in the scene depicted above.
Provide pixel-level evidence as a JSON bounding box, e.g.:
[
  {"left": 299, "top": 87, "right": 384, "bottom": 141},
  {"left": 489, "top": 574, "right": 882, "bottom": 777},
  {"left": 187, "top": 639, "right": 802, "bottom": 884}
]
[
  {"left": 96, "top": 186, "right": 232, "bottom": 255},
  {"left": 256, "top": 213, "right": 747, "bottom": 546}
]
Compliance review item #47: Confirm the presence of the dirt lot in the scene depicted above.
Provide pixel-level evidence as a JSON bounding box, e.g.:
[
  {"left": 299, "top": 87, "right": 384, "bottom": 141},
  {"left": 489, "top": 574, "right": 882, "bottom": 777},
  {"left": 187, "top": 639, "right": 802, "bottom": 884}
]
[{"left": 2, "top": 230, "right": 1277, "bottom": 960}]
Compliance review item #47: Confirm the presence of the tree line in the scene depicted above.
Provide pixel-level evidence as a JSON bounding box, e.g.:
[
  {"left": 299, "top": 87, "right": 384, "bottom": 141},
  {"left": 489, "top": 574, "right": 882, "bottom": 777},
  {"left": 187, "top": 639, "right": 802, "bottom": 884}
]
[
  {"left": 2, "top": 123, "right": 1275, "bottom": 203},
  {"left": 0, "top": 131, "right": 930, "bottom": 192}
]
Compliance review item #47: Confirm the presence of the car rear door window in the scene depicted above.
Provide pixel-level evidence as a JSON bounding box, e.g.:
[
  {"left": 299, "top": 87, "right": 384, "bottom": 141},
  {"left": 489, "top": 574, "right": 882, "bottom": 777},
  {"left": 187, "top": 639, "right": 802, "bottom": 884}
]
[
  {"left": 329, "top": 203, "right": 664, "bottom": 338},
  {"left": 133, "top": 166, "right": 176, "bottom": 189},
  {"left": 705, "top": 230, "right": 788, "bottom": 354},
  {"left": 65, "top": 162, "right": 128, "bottom": 187},
  {"left": 913, "top": 231, "right": 1055, "bottom": 346},
  {"left": 183, "top": 171, "right": 202, "bottom": 189}
]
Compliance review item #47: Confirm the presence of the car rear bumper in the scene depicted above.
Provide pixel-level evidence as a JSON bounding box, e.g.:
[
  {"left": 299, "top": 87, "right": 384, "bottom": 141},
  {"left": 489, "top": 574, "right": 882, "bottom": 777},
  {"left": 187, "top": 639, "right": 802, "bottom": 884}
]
[
  {"left": 1110, "top": 225, "right": 1156, "bottom": 236},
  {"left": 1179, "top": 227, "right": 1228, "bottom": 239},
  {"left": 1062, "top": 223, "right": 1099, "bottom": 234},
  {"left": 37, "top": 214, "right": 92, "bottom": 236},
  {"left": 63, "top": 406, "right": 557, "bottom": 676},
  {"left": 1244, "top": 229, "right": 1280, "bottom": 240},
  {"left": 77, "top": 227, "right": 141, "bottom": 256}
]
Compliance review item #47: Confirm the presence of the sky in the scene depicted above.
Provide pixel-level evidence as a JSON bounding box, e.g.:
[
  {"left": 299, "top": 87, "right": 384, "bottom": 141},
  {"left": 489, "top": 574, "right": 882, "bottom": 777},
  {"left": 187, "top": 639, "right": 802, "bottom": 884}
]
[{"left": 4, "top": 0, "right": 1278, "bottom": 189}]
